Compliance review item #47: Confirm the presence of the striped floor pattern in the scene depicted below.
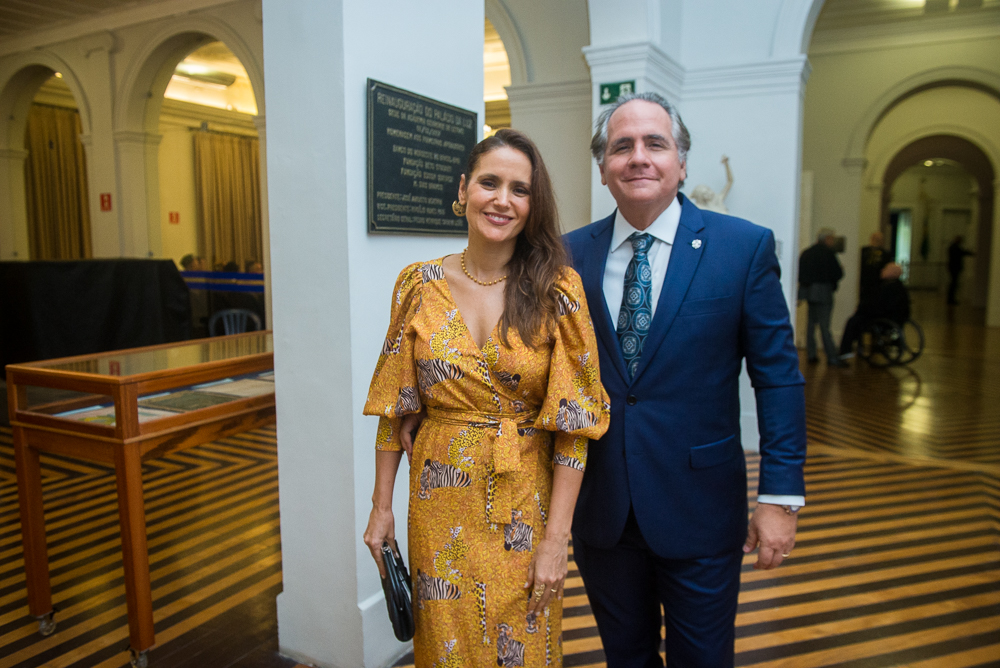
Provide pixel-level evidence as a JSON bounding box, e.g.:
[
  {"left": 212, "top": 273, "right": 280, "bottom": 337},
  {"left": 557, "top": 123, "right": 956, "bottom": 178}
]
[
  {"left": 0, "top": 426, "right": 285, "bottom": 668},
  {"left": 2, "top": 296, "right": 999, "bottom": 667}
]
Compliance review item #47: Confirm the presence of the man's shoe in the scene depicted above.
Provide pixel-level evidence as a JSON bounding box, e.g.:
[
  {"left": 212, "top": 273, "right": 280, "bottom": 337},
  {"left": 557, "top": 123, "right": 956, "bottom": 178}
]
[
  {"left": 829, "top": 358, "right": 849, "bottom": 368},
  {"left": 807, "top": 357, "right": 820, "bottom": 364}
]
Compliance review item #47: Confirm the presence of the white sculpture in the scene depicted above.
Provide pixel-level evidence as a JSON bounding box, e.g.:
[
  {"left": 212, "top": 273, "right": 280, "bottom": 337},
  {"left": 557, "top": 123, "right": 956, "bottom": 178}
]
[{"left": 690, "top": 155, "right": 733, "bottom": 214}]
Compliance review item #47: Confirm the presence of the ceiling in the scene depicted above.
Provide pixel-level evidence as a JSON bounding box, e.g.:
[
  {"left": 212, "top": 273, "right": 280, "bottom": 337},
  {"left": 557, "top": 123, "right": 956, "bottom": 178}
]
[
  {"left": 814, "top": 0, "right": 999, "bottom": 32},
  {"left": 0, "top": 0, "right": 147, "bottom": 39}
]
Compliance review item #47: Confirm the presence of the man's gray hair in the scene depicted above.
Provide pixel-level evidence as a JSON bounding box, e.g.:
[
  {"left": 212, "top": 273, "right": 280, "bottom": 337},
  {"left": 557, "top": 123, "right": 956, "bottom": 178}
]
[
  {"left": 817, "top": 228, "right": 836, "bottom": 242},
  {"left": 590, "top": 91, "right": 691, "bottom": 167}
]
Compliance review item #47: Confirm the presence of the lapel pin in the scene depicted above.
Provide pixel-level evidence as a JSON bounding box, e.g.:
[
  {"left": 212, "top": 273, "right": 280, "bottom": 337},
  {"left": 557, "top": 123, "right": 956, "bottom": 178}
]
[{"left": 692, "top": 239, "right": 702, "bottom": 249}]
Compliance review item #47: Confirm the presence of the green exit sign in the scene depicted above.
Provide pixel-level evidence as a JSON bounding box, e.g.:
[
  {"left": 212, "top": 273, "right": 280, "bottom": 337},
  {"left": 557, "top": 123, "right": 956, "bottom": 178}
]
[{"left": 600, "top": 80, "right": 636, "bottom": 105}]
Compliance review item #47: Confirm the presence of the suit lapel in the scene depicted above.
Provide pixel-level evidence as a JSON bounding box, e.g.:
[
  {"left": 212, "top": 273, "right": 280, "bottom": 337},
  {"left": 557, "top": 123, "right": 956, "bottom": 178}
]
[
  {"left": 581, "top": 213, "right": 629, "bottom": 385},
  {"left": 632, "top": 196, "right": 706, "bottom": 383}
]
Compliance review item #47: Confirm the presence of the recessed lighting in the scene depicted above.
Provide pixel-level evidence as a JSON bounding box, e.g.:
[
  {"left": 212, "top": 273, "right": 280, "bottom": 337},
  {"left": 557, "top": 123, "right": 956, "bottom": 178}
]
[
  {"left": 54, "top": 72, "right": 63, "bottom": 78},
  {"left": 924, "top": 160, "right": 934, "bottom": 167}
]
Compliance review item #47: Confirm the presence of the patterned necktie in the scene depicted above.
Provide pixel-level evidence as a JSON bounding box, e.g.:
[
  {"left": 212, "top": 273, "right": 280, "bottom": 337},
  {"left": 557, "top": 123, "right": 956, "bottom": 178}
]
[{"left": 617, "top": 233, "right": 654, "bottom": 379}]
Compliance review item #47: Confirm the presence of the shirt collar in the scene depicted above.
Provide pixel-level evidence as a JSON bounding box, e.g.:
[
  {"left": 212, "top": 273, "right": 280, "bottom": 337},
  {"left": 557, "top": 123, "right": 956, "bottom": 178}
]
[{"left": 610, "top": 196, "right": 682, "bottom": 252}]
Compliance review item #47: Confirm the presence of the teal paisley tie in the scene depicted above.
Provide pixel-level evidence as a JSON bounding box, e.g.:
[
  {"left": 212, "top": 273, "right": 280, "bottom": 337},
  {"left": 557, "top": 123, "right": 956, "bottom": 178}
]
[{"left": 617, "top": 233, "right": 654, "bottom": 379}]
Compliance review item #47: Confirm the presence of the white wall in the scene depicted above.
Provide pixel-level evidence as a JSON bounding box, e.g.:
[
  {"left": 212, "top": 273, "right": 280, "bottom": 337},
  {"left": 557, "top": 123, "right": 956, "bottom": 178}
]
[{"left": 263, "top": 0, "right": 480, "bottom": 665}]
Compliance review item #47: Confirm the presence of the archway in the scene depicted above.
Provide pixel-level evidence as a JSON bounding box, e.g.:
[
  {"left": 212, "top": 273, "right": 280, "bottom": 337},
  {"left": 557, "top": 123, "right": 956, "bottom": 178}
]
[
  {"left": 0, "top": 55, "right": 91, "bottom": 261},
  {"left": 114, "top": 16, "right": 270, "bottom": 324},
  {"left": 880, "top": 135, "right": 994, "bottom": 309}
]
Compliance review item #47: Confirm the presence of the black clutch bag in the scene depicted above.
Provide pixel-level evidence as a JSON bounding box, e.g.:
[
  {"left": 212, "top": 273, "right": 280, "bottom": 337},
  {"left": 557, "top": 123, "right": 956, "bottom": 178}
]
[{"left": 380, "top": 541, "right": 414, "bottom": 642}]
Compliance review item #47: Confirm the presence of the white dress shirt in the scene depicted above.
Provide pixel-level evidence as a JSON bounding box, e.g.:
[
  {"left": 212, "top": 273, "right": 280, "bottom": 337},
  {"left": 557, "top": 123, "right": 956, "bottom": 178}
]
[{"left": 601, "top": 196, "right": 804, "bottom": 511}]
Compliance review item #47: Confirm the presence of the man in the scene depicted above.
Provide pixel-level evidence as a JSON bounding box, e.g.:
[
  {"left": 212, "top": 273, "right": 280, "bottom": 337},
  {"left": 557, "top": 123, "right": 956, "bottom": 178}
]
[
  {"left": 859, "top": 232, "right": 889, "bottom": 306},
  {"left": 947, "top": 235, "right": 973, "bottom": 305},
  {"left": 798, "top": 229, "right": 845, "bottom": 367},
  {"left": 564, "top": 92, "right": 806, "bottom": 668}
]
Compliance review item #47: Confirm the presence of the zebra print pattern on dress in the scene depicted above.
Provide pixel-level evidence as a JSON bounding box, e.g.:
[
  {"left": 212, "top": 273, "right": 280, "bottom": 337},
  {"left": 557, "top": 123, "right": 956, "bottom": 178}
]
[
  {"left": 416, "top": 569, "right": 461, "bottom": 609},
  {"left": 525, "top": 611, "right": 539, "bottom": 634},
  {"left": 553, "top": 453, "right": 584, "bottom": 471},
  {"left": 534, "top": 491, "right": 548, "bottom": 526},
  {"left": 496, "top": 623, "right": 526, "bottom": 667},
  {"left": 420, "top": 263, "right": 444, "bottom": 282},
  {"left": 555, "top": 398, "right": 597, "bottom": 432},
  {"left": 556, "top": 292, "right": 580, "bottom": 316},
  {"left": 396, "top": 386, "right": 420, "bottom": 415},
  {"left": 517, "top": 427, "right": 538, "bottom": 437},
  {"left": 382, "top": 328, "right": 403, "bottom": 355},
  {"left": 418, "top": 459, "right": 472, "bottom": 500},
  {"left": 494, "top": 370, "right": 521, "bottom": 391},
  {"left": 416, "top": 358, "right": 464, "bottom": 392},
  {"left": 503, "top": 509, "right": 533, "bottom": 552}
]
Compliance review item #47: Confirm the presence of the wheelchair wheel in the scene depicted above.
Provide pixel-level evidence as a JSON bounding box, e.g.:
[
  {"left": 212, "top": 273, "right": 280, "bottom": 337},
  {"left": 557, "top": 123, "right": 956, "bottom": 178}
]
[
  {"left": 897, "top": 319, "right": 924, "bottom": 364},
  {"left": 861, "top": 318, "right": 904, "bottom": 367}
]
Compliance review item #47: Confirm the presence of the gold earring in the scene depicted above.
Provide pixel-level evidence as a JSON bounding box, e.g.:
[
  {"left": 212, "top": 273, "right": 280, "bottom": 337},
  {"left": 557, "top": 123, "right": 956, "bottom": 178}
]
[{"left": 452, "top": 200, "right": 467, "bottom": 216}]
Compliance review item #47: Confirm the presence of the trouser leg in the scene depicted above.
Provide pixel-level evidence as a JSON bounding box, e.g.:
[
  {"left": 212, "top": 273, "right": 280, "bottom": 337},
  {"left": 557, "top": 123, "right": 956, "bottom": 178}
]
[
  {"left": 573, "top": 512, "right": 664, "bottom": 668},
  {"left": 815, "top": 301, "right": 838, "bottom": 361},
  {"left": 806, "top": 304, "right": 819, "bottom": 360}
]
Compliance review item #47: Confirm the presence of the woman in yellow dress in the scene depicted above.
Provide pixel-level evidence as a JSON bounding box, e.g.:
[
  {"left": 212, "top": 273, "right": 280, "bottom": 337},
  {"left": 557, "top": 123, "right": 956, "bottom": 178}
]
[{"left": 363, "top": 129, "right": 609, "bottom": 667}]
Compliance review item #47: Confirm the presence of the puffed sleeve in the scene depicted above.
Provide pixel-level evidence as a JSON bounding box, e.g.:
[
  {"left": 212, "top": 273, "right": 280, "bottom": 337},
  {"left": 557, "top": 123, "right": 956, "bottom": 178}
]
[
  {"left": 535, "top": 267, "right": 611, "bottom": 470},
  {"left": 363, "top": 262, "right": 425, "bottom": 451}
]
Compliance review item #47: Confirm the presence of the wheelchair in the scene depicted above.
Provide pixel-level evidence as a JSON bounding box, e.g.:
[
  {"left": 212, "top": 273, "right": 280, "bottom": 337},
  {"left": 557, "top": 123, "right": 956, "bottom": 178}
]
[{"left": 857, "top": 318, "right": 924, "bottom": 367}]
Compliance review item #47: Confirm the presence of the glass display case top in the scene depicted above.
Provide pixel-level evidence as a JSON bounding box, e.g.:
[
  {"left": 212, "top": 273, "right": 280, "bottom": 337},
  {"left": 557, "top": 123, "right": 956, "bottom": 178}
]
[{"left": 27, "top": 333, "right": 272, "bottom": 377}]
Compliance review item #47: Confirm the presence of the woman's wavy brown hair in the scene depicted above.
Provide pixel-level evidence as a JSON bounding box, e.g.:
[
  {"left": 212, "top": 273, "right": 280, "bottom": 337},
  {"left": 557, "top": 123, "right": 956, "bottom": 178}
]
[{"left": 462, "top": 128, "right": 567, "bottom": 349}]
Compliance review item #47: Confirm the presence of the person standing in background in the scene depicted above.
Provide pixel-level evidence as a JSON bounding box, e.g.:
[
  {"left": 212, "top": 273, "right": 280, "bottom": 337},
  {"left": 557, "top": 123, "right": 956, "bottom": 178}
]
[
  {"left": 798, "top": 229, "right": 845, "bottom": 367},
  {"left": 947, "top": 235, "right": 974, "bottom": 305}
]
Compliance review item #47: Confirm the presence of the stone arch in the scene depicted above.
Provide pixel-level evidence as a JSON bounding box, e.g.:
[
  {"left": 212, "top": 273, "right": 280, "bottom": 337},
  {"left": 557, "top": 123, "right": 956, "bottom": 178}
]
[
  {"left": 485, "top": 0, "right": 528, "bottom": 86},
  {"left": 115, "top": 15, "right": 264, "bottom": 135},
  {"left": 0, "top": 52, "right": 92, "bottom": 259},
  {"left": 110, "top": 13, "right": 266, "bottom": 262},
  {"left": 873, "top": 133, "right": 995, "bottom": 310},
  {"left": 0, "top": 51, "right": 90, "bottom": 149},
  {"left": 846, "top": 67, "right": 1000, "bottom": 162},
  {"left": 771, "top": 0, "right": 826, "bottom": 58}
]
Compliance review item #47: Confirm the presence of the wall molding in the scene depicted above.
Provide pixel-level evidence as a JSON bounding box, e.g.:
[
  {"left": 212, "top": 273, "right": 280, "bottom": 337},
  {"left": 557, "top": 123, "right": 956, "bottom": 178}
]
[
  {"left": 113, "top": 129, "right": 163, "bottom": 146},
  {"left": 583, "top": 41, "right": 684, "bottom": 102},
  {"left": 684, "top": 57, "right": 811, "bottom": 101},
  {"left": 506, "top": 80, "right": 590, "bottom": 115}
]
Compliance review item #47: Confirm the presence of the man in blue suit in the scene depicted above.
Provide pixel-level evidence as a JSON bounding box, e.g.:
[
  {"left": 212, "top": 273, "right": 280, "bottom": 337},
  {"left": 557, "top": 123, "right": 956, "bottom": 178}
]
[{"left": 565, "top": 92, "right": 806, "bottom": 667}]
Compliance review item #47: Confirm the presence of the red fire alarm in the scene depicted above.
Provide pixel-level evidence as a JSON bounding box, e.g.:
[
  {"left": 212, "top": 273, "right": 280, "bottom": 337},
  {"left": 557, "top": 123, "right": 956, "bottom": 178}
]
[
  {"left": 169, "top": 211, "right": 180, "bottom": 224},
  {"left": 100, "top": 193, "right": 112, "bottom": 211}
]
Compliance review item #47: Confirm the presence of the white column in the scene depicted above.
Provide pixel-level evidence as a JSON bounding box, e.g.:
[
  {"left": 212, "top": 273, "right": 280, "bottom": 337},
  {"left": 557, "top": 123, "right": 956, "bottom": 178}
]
[
  {"left": 73, "top": 33, "right": 122, "bottom": 258},
  {"left": 506, "top": 81, "right": 593, "bottom": 231},
  {"left": 988, "top": 180, "right": 1000, "bottom": 327},
  {"left": 253, "top": 114, "right": 272, "bottom": 329},
  {"left": 263, "top": 1, "right": 481, "bottom": 666},
  {"left": 113, "top": 130, "right": 161, "bottom": 258},
  {"left": 0, "top": 147, "right": 29, "bottom": 259}
]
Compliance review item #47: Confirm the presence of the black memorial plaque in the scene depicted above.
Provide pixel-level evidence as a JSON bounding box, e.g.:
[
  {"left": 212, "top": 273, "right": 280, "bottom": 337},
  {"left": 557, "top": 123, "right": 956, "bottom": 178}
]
[{"left": 367, "top": 79, "right": 477, "bottom": 235}]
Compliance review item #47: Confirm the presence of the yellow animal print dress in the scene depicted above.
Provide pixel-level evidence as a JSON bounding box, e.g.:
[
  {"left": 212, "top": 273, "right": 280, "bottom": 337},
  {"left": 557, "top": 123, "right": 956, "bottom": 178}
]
[{"left": 365, "top": 258, "right": 610, "bottom": 668}]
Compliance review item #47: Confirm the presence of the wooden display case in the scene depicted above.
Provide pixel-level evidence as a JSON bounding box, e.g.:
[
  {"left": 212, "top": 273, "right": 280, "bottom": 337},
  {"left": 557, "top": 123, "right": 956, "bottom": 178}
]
[{"left": 6, "top": 332, "right": 276, "bottom": 667}]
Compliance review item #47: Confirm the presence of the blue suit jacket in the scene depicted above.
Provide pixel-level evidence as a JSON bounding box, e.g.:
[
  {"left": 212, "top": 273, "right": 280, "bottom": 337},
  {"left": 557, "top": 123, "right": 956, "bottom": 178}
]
[{"left": 565, "top": 194, "right": 806, "bottom": 560}]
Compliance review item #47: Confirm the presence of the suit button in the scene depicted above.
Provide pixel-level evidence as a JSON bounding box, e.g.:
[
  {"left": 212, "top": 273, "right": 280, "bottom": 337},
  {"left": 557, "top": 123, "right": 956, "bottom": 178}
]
[{"left": 626, "top": 395, "right": 637, "bottom": 406}]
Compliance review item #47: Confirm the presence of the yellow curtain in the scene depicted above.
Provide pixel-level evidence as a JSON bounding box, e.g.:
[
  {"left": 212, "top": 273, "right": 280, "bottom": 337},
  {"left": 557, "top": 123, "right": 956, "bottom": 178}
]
[
  {"left": 193, "top": 130, "right": 262, "bottom": 269},
  {"left": 24, "top": 104, "right": 92, "bottom": 260}
]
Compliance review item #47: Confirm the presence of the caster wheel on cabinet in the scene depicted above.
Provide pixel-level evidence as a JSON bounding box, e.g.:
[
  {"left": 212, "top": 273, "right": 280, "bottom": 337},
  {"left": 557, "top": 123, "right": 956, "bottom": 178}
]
[{"left": 37, "top": 611, "right": 56, "bottom": 637}]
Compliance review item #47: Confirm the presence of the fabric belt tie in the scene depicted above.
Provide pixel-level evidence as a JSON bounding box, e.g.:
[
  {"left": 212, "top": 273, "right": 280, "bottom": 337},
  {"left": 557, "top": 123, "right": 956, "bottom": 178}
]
[{"left": 425, "top": 407, "right": 538, "bottom": 524}]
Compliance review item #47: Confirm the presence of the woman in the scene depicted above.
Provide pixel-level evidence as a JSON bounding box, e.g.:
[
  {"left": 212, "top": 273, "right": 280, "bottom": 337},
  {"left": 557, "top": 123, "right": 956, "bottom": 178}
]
[{"left": 363, "top": 129, "right": 609, "bottom": 667}]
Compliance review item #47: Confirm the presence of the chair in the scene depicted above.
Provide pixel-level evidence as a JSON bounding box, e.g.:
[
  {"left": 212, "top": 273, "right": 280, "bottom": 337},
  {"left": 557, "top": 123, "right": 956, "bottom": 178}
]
[
  {"left": 858, "top": 318, "right": 924, "bottom": 367},
  {"left": 207, "top": 308, "right": 262, "bottom": 336}
]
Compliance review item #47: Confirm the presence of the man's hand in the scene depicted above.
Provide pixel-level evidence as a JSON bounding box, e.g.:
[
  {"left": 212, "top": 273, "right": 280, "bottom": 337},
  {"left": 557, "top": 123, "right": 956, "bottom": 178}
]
[{"left": 743, "top": 503, "right": 797, "bottom": 570}]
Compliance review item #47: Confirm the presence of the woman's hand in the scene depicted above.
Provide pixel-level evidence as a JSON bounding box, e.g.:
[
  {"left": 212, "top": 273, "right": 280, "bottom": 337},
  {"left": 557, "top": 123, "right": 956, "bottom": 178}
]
[
  {"left": 399, "top": 410, "right": 425, "bottom": 462},
  {"left": 363, "top": 505, "right": 396, "bottom": 578},
  {"left": 524, "top": 536, "right": 568, "bottom": 615}
]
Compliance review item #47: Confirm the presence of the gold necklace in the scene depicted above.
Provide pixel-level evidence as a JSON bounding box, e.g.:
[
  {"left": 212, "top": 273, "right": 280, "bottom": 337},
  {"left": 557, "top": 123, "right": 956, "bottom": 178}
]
[{"left": 461, "top": 248, "right": 507, "bottom": 287}]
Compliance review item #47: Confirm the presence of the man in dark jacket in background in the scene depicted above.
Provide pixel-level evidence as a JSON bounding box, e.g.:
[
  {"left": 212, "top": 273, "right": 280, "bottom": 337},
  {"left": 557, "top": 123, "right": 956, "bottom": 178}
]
[{"left": 799, "top": 228, "right": 845, "bottom": 367}]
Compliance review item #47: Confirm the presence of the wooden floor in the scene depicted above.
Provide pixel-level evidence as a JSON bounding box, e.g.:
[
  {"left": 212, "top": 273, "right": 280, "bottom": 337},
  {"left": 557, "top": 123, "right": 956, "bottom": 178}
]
[{"left": 2, "top": 292, "right": 998, "bottom": 667}]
